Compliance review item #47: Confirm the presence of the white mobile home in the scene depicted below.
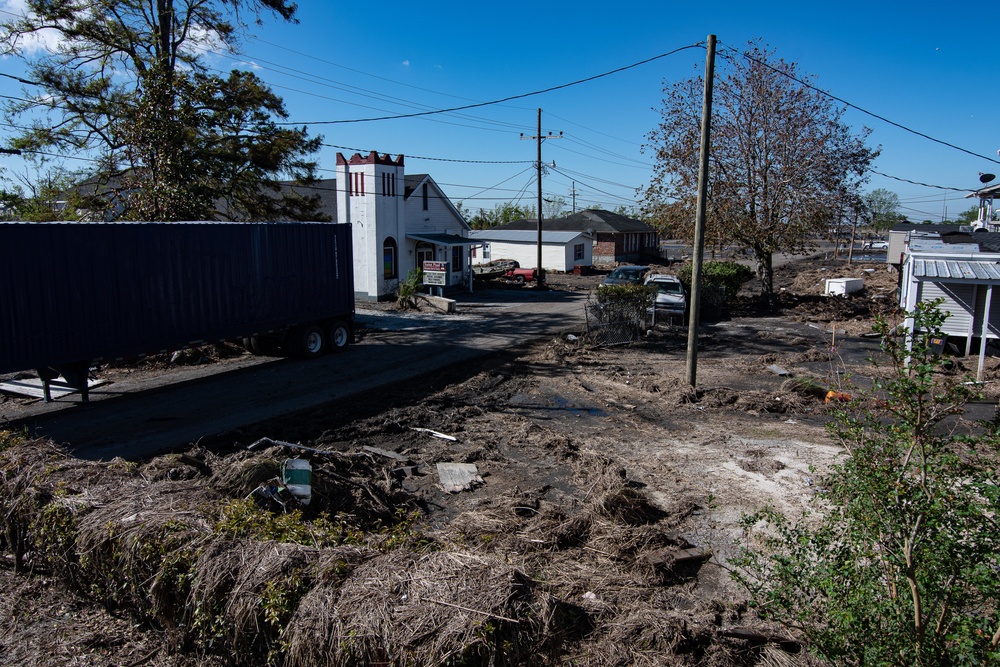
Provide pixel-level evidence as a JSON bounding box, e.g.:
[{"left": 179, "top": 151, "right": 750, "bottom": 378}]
[{"left": 468, "top": 229, "right": 593, "bottom": 273}]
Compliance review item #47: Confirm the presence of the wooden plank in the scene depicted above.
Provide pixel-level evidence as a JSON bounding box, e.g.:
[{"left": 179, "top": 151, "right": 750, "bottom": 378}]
[
  {"left": 0, "top": 377, "right": 107, "bottom": 400},
  {"left": 436, "top": 462, "right": 483, "bottom": 493}
]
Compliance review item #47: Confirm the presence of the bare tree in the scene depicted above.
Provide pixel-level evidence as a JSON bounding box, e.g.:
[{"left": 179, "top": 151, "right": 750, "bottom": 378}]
[{"left": 642, "top": 41, "right": 878, "bottom": 303}]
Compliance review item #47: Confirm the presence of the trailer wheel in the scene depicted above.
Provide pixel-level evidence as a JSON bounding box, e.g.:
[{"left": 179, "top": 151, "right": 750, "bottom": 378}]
[
  {"left": 328, "top": 320, "right": 351, "bottom": 351},
  {"left": 291, "top": 324, "right": 326, "bottom": 359},
  {"left": 249, "top": 335, "right": 282, "bottom": 356}
]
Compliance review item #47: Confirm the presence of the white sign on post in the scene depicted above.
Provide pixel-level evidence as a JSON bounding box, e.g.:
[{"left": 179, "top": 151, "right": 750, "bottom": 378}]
[{"left": 423, "top": 261, "right": 447, "bottom": 286}]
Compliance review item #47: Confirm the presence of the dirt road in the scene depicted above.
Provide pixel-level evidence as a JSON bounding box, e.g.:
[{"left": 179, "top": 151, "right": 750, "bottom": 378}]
[{"left": 2, "top": 287, "right": 589, "bottom": 460}]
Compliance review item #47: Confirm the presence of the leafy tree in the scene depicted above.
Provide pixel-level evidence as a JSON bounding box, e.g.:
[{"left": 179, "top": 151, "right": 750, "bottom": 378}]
[
  {"left": 460, "top": 201, "right": 536, "bottom": 229},
  {"left": 952, "top": 205, "right": 995, "bottom": 225},
  {"left": 955, "top": 206, "right": 978, "bottom": 224},
  {"left": 1, "top": 167, "right": 86, "bottom": 221},
  {"left": 1, "top": 0, "right": 324, "bottom": 222},
  {"left": 642, "top": 41, "right": 878, "bottom": 304},
  {"left": 733, "top": 301, "right": 1000, "bottom": 665},
  {"left": 865, "top": 187, "right": 903, "bottom": 230}
]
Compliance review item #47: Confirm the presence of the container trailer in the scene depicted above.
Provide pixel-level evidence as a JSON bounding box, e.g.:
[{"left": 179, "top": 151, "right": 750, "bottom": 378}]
[{"left": 0, "top": 221, "right": 355, "bottom": 402}]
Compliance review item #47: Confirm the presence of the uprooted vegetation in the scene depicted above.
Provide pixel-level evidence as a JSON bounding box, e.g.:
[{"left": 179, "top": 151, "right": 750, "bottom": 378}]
[{"left": 0, "top": 424, "right": 784, "bottom": 666}]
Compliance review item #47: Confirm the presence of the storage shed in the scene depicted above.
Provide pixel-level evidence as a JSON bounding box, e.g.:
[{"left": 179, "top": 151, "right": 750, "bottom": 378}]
[
  {"left": 899, "top": 245, "right": 1000, "bottom": 379},
  {"left": 467, "top": 229, "right": 593, "bottom": 272}
]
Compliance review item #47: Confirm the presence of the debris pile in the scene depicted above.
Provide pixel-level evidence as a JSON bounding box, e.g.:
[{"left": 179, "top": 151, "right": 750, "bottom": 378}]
[{"left": 0, "top": 433, "right": 781, "bottom": 666}]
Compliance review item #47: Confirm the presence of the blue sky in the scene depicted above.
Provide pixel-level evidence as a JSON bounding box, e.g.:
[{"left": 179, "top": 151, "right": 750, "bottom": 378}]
[{"left": 1, "top": 0, "right": 997, "bottom": 222}]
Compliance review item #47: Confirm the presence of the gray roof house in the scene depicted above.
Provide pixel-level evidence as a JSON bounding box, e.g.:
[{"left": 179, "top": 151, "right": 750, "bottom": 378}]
[
  {"left": 467, "top": 229, "right": 594, "bottom": 272},
  {"left": 495, "top": 209, "right": 657, "bottom": 264}
]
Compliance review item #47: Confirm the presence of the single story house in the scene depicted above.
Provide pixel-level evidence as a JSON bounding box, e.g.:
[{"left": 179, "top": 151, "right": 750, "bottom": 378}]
[
  {"left": 494, "top": 209, "right": 658, "bottom": 264},
  {"left": 467, "top": 229, "right": 594, "bottom": 272},
  {"left": 898, "top": 231, "right": 1000, "bottom": 379}
]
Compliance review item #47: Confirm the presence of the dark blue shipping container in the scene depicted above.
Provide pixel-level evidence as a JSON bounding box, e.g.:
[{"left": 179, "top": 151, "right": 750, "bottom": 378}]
[{"left": 0, "top": 221, "right": 354, "bottom": 383}]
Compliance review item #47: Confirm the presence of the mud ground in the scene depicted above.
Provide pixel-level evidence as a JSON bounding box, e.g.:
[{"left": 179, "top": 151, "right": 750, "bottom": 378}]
[{"left": 3, "top": 256, "right": 1000, "bottom": 665}]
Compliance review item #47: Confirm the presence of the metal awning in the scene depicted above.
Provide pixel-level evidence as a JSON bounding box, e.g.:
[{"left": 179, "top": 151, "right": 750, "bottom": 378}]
[
  {"left": 912, "top": 258, "right": 1000, "bottom": 282},
  {"left": 406, "top": 233, "right": 474, "bottom": 246}
]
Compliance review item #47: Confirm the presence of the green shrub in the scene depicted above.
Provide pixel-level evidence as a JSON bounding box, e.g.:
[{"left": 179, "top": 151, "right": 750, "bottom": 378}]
[
  {"left": 591, "top": 283, "right": 655, "bottom": 325},
  {"left": 733, "top": 301, "right": 1000, "bottom": 665},
  {"left": 677, "top": 260, "right": 753, "bottom": 307},
  {"left": 396, "top": 268, "right": 423, "bottom": 309}
]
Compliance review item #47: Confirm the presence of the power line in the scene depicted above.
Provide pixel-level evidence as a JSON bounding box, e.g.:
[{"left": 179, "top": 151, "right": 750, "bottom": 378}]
[
  {"left": 719, "top": 41, "right": 1000, "bottom": 167},
  {"left": 211, "top": 49, "right": 535, "bottom": 135},
  {"left": 317, "top": 143, "right": 531, "bottom": 165},
  {"left": 870, "top": 169, "right": 969, "bottom": 193},
  {"left": 276, "top": 43, "right": 705, "bottom": 125},
  {"left": 550, "top": 166, "right": 637, "bottom": 205}
]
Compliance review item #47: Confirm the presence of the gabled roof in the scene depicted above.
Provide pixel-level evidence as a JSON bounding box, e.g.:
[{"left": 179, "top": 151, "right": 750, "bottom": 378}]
[
  {"left": 402, "top": 173, "right": 469, "bottom": 229},
  {"left": 495, "top": 209, "right": 654, "bottom": 234},
  {"left": 403, "top": 174, "right": 429, "bottom": 199},
  {"left": 469, "top": 229, "right": 591, "bottom": 244},
  {"left": 278, "top": 179, "right": 338, "bottom": 222},
  {"left": 891, "top": 222, "right": 967, "bottom": 234},
  {"left": 940, "top": 231, "right": 1000, "bottom": 254}
]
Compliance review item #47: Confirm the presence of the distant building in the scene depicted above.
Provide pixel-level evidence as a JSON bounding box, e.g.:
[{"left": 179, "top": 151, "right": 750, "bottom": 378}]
[
  {"left": 494, "top": 209, "right": 657, "bottom": 264},
  {"left": 467, "top": 229, "right": 594, "bottom": 272}
]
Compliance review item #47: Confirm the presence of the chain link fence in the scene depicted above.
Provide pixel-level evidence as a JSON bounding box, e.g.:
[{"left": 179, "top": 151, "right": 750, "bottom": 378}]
[{"left": 583, "top": 302, "right": 650, "bottom": 347}]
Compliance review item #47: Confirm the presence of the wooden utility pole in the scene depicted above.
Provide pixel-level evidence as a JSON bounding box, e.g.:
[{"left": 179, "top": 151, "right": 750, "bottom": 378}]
[
  {"left": 520, "top": 109, "right": 561, "bottom": 287},
  {"left": 686, "top": 34, "right": 716, "bottom": 388}
]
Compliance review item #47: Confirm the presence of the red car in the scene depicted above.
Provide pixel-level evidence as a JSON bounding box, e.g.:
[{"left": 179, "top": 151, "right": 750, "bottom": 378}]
[{"left": 504, "top": 266, "right": 545, "bottom": 284}]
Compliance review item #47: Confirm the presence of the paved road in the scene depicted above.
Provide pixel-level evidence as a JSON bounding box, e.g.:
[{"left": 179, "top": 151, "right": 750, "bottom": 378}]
[{"left": 4, "top": 287, "right": 589, "bottom": 460}]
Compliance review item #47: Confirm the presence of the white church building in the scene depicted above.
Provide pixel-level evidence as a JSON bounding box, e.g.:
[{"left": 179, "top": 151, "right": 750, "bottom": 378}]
[{"left": 333, "top": 151, "right": 473, "bottom": 302}]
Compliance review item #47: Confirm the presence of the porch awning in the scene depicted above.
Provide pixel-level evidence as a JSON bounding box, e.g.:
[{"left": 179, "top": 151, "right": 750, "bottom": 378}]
[
  {"left": 911, "top": 258, "right": 1000, "bottom": 282},
  {"left": 406, "top": 233, "right": 475, "bottom": 246}
]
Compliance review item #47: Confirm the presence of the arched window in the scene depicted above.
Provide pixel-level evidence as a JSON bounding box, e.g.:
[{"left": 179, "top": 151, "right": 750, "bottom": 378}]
[{"left": 383, "top": 237, "right": 398, "bottom": 279}]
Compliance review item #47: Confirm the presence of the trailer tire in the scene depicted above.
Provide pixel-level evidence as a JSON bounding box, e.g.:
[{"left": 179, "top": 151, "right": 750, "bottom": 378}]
[
  {"left": 290, "top": 324, "right": 326, "bottom": 359},
  {"left": 328, "top": 320, "right": 351, "bottom": 351},
  {"left": 249, "top": 335, "right": 282, "bottom": 357}
]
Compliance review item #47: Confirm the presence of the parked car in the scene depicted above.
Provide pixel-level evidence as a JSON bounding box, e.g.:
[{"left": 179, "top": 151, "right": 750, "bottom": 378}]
[
  {"left": 863, "top": 240, "right": 888, "bottom": 251},
  {"left": 600, "top": 265, "right": 650, "bottom": 287},
  {"left": 645, "top": 274, "right": 687, "bottom": 317},
  {"left": 503, "top": 266, "right": 544, "bottom": 284}
]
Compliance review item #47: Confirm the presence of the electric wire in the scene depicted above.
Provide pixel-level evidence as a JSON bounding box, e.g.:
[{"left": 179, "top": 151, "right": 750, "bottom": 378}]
[
  {"left": 212, "top": 49, "right": 536, "bottom": 134},
  {"left": 318, "top": 143, "right": 531, "bottom": 164},
  {"left": 275, "top": 43, "right": 705, "bottom": 125},
  {"left": 870, "top": 169, "right": 970, "bottom": 193},
  {"left": 718, "top": 41, "right": 1000, "bottom": 167},
  {"left": 550, "top": 166, "right": 638, "bottom": 205}
]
